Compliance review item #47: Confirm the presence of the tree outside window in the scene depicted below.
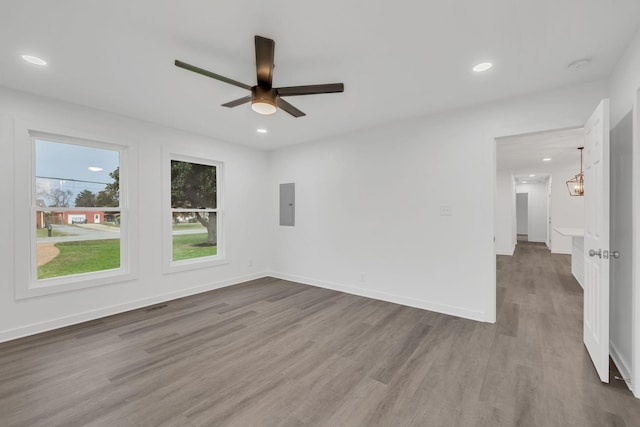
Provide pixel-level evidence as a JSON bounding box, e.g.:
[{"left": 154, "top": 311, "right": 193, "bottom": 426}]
[{"left": 170, "top": 159, "right": 220, "bottom": 262}]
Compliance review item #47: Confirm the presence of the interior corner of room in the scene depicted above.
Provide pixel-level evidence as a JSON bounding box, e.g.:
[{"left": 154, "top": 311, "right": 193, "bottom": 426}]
[{"left": 1, "top": 3, "right": 640, "bottom": 424}]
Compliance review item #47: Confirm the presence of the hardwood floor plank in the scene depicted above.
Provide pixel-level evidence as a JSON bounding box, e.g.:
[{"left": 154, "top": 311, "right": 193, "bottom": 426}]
[{"left": 1, "top": 241, "right": 638, "bottom": 426}]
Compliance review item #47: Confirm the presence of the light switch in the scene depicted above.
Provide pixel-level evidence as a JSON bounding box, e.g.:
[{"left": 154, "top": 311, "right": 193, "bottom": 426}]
[{"left": 440, "top": 205, "right": 452, "bottom": 216}]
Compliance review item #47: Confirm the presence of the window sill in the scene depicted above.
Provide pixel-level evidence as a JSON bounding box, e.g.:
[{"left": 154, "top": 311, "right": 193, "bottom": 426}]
[
  {"left": 163, "top": 257, "right": 229, "bottom": 274},
  {"left": 15, "top": 270, "right": 137, "bottom": 300}
]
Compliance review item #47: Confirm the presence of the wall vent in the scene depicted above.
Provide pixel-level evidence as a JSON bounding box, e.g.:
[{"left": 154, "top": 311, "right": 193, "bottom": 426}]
[{"left": 144, "top": 304, "right": 168, "bottom": 312}]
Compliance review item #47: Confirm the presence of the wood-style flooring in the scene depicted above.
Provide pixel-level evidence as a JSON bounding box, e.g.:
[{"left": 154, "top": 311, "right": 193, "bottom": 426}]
[{"left": 1, "top": 241, "right": 638, "bottom": 426}]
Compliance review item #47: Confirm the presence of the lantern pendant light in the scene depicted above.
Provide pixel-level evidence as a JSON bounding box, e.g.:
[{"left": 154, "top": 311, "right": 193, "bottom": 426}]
[{"left": 566, "top": 147, "right": 585, "bottom": 196}]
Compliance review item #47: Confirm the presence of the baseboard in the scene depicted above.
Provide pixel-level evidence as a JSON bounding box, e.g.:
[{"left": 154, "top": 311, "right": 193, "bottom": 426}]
[
  {"left": 610, "top": 341, "right": 633, "bottom": 393},
  {"left": 496, "top": 250, "right": 514, "bottom": 256},
  {"left": 496, "top": 243, "right": 516, "bottom": 256},
  {"left": 267, "top": 271, "right": 489, "bottom": 323},
  {"left": 550, "top": 249, "right": 572, "bottom": 255},
  {"left": 0, "top": 272, "right": 268, "bottom": 344}
]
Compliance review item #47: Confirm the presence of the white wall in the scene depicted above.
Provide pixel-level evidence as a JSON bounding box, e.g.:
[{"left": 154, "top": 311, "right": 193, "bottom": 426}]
[
  {"left": 550, "top": 169, "right": 585, "bottom": 254},
  {"left": 608, "top": 25, "right": 640, "bottom": 397},
  {"left": 268, "top": 80, "right": 609, "bottom": 323},
  {"left": 516, "top": 182, "right": 547, "bottom": 243},
  {"left": 610, "top": 28, "right": 640, "bottom": 127},
  {"left": 0, "top": 87, "right": 270, "bottom": 341},
  {"left": 495, "top": 171, "right": 516, "bottom": 255}
]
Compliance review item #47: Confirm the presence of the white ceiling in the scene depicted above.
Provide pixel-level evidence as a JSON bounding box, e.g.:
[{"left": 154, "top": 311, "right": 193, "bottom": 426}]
[
  {"left": 496, "top": 127, "right": 585, "bottom": 181},
  {"left": 1, "top": 1, "right": 639, "bottom": 150}
]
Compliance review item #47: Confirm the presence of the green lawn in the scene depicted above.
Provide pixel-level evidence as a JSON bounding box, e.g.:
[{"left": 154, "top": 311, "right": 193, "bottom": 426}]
[
  {"left": 37, "top": 233, "right": 216, "bottom": 279},
  {"left": 38, "top": 239, "right": 120, "bottom": 279},
  {"left": 172, "top": 233, "right": 217, "bottom": 261}
]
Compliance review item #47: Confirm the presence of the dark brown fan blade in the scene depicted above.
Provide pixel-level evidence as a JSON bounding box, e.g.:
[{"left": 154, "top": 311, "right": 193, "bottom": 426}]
[
  {"left": 255, "top": 36, "right": 275, "bottom": 88},
  {"left": 276, "top": 83, "right": 344, "bottom": 97},
  {"left": 175, "top": 60, "right": 252, "bottom": 91},
  {"left": 222, "top": 96, "right": 252, "bottom": 108},
  {"left": 276, "top": 97, "right": 305, "bottom": 117}
]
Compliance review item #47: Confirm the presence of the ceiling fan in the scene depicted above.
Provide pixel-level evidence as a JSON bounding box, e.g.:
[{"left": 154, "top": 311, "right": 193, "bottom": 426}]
[{"left": 175, "top": 35, "right": 345, "bottom": 118}]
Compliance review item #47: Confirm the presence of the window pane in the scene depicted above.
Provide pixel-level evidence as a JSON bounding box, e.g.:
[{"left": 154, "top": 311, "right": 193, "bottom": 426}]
[
  {"left": 171, "top": 160, "right": 217, "bottom": 209},
  {"left": 36, "top": 210, "right": 121, "bottom": 279},
  {"left": 172, "top": 212, "right": 217, "bottom": 261},
  {"left": 36, "top": 139, "right": 120, "bottom": 208}
]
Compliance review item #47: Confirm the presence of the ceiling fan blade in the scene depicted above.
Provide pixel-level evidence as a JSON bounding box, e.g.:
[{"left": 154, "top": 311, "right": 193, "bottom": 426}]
[
  {"left": 221, "top": 95, "right": 252, "bottom": 108},
  {"left": 276, "top": 83, "right": 344, "bottom": 97},
  {"left": 255, "top": 36, "right": 275, "bottom": 88},
  {"left": 175, "top": 60, "right": 252, "bottom": 91},
  {"left": 276, "top": 97, "right": 305, "bottom": 117}
]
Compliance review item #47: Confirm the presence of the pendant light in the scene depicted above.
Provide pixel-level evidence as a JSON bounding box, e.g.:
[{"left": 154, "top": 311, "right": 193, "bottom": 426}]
[{"left": 566, "top": 147, "right": 584, "bottom": 196}]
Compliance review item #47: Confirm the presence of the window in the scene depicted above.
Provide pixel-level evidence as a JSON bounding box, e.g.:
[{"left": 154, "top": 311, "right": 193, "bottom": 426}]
[
  {"left": 166, "top": 155, "right": 223, "bottom": 271},
  {"left": 15, "top": 126, "right": 136, "bottom": 299}
]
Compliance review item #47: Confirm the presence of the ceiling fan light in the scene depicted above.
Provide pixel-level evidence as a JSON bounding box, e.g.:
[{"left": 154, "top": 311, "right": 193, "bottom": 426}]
[
  {"left": 251, "top": 101, "right": 277, "bottom": 115},
  {"left": 251, "top": 86, "right": 277, "bottom": 115}
]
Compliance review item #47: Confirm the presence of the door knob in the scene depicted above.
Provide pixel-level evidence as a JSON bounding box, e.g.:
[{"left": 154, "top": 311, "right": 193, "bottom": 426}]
[
  {"left": 611, "top": 250, "right": 620, "bottom": 259},
  {"left": 588, "top": 249, "right": 602, "bottom": 258}
]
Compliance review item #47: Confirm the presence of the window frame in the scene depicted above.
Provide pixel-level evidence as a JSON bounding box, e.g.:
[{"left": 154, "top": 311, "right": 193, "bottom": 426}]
[
  {"left": 163, "top": 152, "right": 225, "bottom": 273},
  {"left": 14, "top": 121, "right": 138, "bottom": 299}
]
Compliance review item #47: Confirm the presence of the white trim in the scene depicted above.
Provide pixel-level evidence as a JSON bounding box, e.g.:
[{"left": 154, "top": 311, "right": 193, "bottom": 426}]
[
  {"left": 496, "top": 250, "right": 515, "bottom": 256},
  {"left": 632, "top": 89, "right": 640, "bottom": 398},
  {"left": 162, "top": 151, "right": 225, "bottom": 274},
  {"left": 0, "top": 272, "right": 267, "bottom": 344},
  {"left": 268, "top": 271, "right": 490, "bottom": 323},
  {"left": 611, "top": 341, "right": 633, "bottom": 393},
  {"left": 496, "top": 244, "right": 516, "bottom": 256},
  {"left": 488, "top": 137, "right": 497, "bottom": 323},
  {"left": 13, "top": 120, "right": 139, "bottom": 299},
  {"left": 550, "top": 250, "right": 572, "bottom": 255}
]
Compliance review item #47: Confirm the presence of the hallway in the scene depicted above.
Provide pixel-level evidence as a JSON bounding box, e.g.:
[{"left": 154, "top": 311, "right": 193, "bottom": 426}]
[{"left": 495, "top": 241, "right": 637, "bottom": 425}]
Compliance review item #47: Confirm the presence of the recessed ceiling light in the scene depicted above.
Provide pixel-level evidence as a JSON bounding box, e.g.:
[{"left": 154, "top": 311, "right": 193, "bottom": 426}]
[
  {"left": 88, "top": 166, "right": 103, "bottom": 172},
  {"left": 542, "top": 158, "right": 552, "bottom": 162},
  {"left": 529, "top": 174, "right": 535, "bottom": 177},
  {"left": 21, "top": 55, "right": 47, "bottom": 66},
  {"left": 521, "top": 181, "right": 528, "bottom": 184},
  {"left": 473, "top": 62, "right": 493, "bottom": 72},
  {"left": 256, "top": 128, "right": 268, "bottom": 134}
]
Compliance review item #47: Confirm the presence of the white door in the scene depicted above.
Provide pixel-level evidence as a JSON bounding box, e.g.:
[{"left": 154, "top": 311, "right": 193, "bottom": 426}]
[{"left": 583, "top": 99, "right": 610, "bottom": 383}]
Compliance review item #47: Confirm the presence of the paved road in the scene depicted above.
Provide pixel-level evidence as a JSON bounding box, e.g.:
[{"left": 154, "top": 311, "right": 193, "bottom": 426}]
[
  {"left": 37, "top": 224, "right": 206, "bottom": 244},
  {"left": 38, "top": 224, "right": 120, "bottom": 244}
]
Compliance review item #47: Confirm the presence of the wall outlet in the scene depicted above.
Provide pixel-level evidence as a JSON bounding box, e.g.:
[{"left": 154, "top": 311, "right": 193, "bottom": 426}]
[
  {"left": 360, "top": 272, "right": 366, "bottom": 282},
  {"left": 248, "top": 259, "right": 253, "bottom": 268},
  {"left": 440, "top": 205, "right": 453, "bottom": 216}
]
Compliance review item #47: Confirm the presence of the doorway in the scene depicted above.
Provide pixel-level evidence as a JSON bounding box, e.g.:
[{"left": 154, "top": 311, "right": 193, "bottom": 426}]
[
  {"left": 495, "top": 128, "right": 585, "bottom": 254},
  {"left": 516, "top": 193, "right": 528, "bottom": 241}
]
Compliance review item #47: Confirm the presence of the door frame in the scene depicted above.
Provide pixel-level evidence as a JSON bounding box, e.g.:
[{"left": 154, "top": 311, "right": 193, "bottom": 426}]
[
  {"left": 492, "top": 125, "right": 583, "bottom": 324},
  {"left": 633, "top": 89, "right": 640, "bottom": 398},
  {"left": 547, "top": 177, "right": 552, "bottom": 248}
]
